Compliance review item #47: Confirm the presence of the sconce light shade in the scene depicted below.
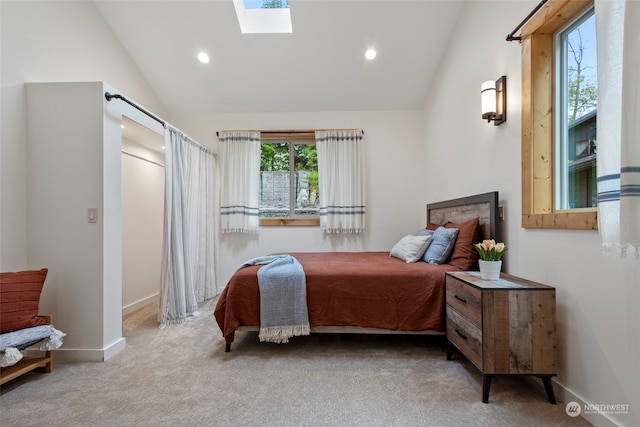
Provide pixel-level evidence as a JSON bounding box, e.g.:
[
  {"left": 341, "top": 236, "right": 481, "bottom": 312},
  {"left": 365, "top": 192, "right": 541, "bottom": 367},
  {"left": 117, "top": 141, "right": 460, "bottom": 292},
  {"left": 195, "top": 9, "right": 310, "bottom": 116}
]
[
  {"left": 481, "top": 76, "right": 507, "bottom": 126},
  {"left": 481, "top": 80, "right": 496, "bottom": 118}
]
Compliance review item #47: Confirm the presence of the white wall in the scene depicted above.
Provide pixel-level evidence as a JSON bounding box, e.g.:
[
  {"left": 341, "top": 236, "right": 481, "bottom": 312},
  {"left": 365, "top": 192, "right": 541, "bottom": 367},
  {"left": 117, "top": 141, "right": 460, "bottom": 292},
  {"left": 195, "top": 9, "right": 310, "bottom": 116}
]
[
  {"left": 25, "top": 81, "right": 115, "bottom": 360},
  {"left": 422, "top": 2, "right": 639, "bottom": 426},
  {"left": 24, "top": 80, "right": 164, "bottom": 362},
  {"left": 172, "top": 110, "right": 428, "bottom": 288},
  {"left": 0, "top": 0, "right": 167, "bottom": 271},
  {"left": 121, "top": 139, "right": 164, "bottom": 314},
  {"left": 26, "top": 82, "right": 107, "bottom": 355}
]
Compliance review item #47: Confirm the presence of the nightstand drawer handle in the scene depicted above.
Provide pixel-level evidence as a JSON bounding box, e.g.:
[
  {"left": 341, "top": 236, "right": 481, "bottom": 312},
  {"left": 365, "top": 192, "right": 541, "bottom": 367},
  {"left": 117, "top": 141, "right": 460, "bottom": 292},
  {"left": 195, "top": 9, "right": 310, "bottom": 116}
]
[
  {"left": 454, "top": 295, "right": 467, "bottom": 304},
  {"left": 455, "top": 329, "right": 468, "bottom": 340}
]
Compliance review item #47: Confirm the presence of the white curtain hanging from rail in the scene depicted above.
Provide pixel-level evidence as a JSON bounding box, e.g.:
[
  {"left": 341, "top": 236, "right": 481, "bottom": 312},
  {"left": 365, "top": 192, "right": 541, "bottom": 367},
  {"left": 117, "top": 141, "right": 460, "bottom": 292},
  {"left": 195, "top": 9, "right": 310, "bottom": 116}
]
[
  {"left": 595, "top": 0, "right": 640, "bottom": 259},
  {"left": 219, "top": 131, "right": 261, "bottom": 233},
  {"left": 316, "top": 130, "right": 366, "bottom": 233},
  {"left": 159, "top": 125, "right": 218, "bottom": 327}
]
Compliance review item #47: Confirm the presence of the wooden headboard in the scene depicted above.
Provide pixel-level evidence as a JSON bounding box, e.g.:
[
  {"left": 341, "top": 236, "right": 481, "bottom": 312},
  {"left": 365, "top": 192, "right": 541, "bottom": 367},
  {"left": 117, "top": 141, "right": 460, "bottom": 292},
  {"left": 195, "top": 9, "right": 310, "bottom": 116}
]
[{"left": 426, "top": 191, "right": 499, "bottom": 242}]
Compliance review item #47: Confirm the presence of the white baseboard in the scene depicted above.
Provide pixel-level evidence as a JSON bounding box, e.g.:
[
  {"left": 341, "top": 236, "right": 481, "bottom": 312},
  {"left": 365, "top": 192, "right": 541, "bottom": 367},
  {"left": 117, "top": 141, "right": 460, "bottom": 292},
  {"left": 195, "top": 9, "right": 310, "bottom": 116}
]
[
  {"left": 48, "top": 294, "right": 157, "bottom": 363},
  {"left": 122, "top": 293, "right": 159, "bottom": 316},
  {"left": 53, "top": 337, "right": 126, "bottom": 363},
  {"left": 526, "top": 376, "right": 622, "bottom": 427},
  {"left": 102, "top": 337, "right": 126, "bottom": 361}
]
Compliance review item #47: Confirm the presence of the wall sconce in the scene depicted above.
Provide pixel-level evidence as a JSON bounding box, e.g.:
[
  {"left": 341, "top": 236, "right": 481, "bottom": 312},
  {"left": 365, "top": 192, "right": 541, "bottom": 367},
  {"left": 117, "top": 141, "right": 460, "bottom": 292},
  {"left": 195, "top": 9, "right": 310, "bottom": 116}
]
[{"left": 481, "top": 76, "right": 507, "bottom": 126}]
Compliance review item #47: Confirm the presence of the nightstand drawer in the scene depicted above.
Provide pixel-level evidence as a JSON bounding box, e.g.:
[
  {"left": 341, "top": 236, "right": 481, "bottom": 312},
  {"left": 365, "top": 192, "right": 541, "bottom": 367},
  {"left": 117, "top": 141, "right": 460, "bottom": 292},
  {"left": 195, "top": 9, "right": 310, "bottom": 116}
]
[
  {"left": 446, "top": 306, "right": 482, "bottom": 369},
  {"left": 446, "top": 276, "right": 481, "bottom": 327}
]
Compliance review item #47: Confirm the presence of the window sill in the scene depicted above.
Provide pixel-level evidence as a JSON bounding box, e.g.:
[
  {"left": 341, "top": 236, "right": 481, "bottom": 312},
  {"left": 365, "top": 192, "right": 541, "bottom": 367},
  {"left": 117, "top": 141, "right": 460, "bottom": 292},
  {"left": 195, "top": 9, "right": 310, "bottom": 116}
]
[
  {"left": 260, "top": 218, "right": 320, "bottom": 227},
  {"left": 521, "top": 209, "right": 597, "bottom": 230}
]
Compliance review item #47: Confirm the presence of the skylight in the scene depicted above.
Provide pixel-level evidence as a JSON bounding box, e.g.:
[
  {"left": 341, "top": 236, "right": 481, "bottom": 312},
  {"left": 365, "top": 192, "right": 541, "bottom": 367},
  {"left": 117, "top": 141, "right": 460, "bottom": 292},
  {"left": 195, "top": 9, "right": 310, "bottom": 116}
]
[
  {"left": 234, "top": 0, "right": 292, "bottom": 34},
  {"left": 243, "top": 0, "right": 289, "bottom": 9}
]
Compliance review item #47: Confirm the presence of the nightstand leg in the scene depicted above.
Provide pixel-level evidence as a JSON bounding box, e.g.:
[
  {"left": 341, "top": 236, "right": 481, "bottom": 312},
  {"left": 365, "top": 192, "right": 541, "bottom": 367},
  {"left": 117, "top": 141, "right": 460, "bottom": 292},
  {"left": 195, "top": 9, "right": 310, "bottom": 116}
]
[
  {"left": 539, "top": 376, "right": 557, "bottom": 404},
  {"left": 446, "top": 348, "right": 455, "bottom": 360},
  {"left": 482, "top": 375, "right": 493, "bottom": 403}
]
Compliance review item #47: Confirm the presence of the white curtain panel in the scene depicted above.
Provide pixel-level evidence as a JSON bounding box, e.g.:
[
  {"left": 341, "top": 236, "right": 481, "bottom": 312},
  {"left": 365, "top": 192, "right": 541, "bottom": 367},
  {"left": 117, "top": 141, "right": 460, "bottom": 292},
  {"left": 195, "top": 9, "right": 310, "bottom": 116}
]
[
  {"left": 159, "top": 125, "right": 218, "bottom": 327},
  {"left": 316, "top": 130, "right": 366, "bottom": 233},
  {"left": 595, "top": 0, "right": 640, "bottom": 258},
  {"left": 219, "top": 131, "right": 261, "bottom": 233}
]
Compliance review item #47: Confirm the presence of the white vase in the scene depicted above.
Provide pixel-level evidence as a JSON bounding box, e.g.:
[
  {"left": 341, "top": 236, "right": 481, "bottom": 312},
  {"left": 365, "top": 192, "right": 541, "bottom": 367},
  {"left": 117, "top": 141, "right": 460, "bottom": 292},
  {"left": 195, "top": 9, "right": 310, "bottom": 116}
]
[{"left": 479, "top": 260, "right": 502, "bottom": 280}]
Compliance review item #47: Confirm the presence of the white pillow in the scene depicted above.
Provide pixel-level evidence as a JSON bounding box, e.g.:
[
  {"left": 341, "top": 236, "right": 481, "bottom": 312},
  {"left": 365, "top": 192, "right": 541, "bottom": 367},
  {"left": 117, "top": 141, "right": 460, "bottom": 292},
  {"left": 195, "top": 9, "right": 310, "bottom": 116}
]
[{"left": 390, "top": 234, "right": 433, "bottom": 263}]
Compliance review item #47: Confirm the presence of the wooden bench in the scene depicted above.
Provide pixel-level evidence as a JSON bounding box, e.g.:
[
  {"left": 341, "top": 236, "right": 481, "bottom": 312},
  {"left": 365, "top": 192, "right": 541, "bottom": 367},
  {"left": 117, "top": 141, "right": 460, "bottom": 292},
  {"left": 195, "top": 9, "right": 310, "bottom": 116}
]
[{"left": 1, "top": 315, "right": 54, "bottom": 385}]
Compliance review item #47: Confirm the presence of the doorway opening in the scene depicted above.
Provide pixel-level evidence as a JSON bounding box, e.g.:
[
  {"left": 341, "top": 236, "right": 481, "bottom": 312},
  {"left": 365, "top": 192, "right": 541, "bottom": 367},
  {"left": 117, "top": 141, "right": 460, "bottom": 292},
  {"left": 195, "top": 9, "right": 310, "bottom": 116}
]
[{"left": 120, "top": 116, "right": 164, "bottom": 326}]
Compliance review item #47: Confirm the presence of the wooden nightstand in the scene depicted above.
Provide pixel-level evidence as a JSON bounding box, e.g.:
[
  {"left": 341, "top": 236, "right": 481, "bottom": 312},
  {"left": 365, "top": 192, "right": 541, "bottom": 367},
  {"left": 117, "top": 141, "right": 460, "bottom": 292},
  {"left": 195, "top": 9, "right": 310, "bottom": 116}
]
[{"left": 445, "top": 271, "right": 557, "bottom": 404}]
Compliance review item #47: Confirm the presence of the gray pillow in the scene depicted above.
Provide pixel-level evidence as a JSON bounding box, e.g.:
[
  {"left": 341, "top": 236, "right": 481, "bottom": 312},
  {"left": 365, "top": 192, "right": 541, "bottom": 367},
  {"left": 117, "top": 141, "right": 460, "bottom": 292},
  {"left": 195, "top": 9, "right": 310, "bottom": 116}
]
[
  {"left": 422, "top": 227, "right": 459, "bottom": 264},
  {"left": 390, "top": 234, "right": 433, "bottom": 263}
]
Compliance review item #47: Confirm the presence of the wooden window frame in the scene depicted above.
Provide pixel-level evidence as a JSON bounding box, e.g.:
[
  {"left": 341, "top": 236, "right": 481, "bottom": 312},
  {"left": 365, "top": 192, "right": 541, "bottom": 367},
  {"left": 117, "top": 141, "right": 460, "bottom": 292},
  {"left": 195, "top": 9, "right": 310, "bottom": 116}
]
[
  {"left": 259, "top": 131, "right": 320, "bottom": 227},
  {"left": 520, "top": 0, "right": 597, "bottom": 230}
]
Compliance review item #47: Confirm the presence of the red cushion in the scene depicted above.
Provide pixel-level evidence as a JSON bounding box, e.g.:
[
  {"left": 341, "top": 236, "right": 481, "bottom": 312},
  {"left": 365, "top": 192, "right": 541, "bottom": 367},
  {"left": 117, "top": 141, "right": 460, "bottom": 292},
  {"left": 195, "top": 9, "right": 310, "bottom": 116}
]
[
  {"left": 445, "top": 217, "right": 481, "bottom": 271},
  {"left": 0, "top": 268, "right": 48, "bottom": 333}
]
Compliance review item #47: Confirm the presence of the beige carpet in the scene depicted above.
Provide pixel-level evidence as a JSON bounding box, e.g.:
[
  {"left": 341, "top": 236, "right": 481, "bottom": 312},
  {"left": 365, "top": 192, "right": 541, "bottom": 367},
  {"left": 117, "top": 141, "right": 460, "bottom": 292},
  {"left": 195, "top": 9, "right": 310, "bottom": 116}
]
[{"left": 0, "top": 298, "right": 590, "bottom": 426}]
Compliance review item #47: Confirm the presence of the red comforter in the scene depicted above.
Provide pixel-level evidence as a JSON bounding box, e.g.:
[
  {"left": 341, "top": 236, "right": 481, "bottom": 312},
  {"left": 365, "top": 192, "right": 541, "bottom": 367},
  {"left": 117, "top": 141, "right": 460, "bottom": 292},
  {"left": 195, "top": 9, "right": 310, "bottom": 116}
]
[{"left": 214, "top": 252, "right": 460, "bottom": 344}]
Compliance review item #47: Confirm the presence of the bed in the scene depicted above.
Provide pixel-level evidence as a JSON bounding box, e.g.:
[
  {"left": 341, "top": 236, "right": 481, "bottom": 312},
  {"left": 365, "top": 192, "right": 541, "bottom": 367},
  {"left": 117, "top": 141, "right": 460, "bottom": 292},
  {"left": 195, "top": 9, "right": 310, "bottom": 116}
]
[{"left": 214, "top": 191, "right": 499, "bottom": 352}]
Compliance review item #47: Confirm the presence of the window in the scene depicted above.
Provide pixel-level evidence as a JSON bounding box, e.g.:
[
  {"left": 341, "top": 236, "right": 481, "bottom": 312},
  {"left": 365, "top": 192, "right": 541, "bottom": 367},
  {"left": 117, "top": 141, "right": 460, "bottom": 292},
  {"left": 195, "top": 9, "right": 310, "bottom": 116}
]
[
  {"left": 520, "top": 0, "right": 598, "bottom": 229},
  {"left": 556, "top": 9, "right": 597, "bottom": 210},
  {"left": 259, "top": 134, "right": 320, "bottom": 226}
]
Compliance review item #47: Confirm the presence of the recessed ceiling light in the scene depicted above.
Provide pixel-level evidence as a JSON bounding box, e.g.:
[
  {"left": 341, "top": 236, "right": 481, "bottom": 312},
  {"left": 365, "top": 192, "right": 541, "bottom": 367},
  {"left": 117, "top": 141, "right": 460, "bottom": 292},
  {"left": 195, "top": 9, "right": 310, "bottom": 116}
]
[
  {"left": 197, "top": 52, "right": 210, "bottom": 64},
  {"left": 365, "top": 49, "right": 377, "bottom": 60}
]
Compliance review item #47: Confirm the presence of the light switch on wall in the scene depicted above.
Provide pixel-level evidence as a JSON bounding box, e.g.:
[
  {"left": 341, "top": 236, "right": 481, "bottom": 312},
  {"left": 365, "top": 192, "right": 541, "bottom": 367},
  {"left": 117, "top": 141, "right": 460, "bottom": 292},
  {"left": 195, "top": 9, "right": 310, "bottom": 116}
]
[{"left": 88, "top": 208, "right": 98, "bottom": 223}]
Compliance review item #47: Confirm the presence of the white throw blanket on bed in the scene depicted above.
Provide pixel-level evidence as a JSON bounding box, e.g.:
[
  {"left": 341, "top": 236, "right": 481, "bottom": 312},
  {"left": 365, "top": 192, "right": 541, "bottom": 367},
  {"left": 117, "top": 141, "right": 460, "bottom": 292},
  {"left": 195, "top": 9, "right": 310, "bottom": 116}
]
[{"left": 237, "top": 255, "right": 310, "bottom": 343}]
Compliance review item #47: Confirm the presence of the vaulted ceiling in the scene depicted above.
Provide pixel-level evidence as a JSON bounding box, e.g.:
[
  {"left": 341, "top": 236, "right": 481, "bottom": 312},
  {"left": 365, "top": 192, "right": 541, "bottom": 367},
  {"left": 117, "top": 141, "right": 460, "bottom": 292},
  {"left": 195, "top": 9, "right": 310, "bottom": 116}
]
[{"left": 94, "top": 0, "right": 464, "bottom": 115}]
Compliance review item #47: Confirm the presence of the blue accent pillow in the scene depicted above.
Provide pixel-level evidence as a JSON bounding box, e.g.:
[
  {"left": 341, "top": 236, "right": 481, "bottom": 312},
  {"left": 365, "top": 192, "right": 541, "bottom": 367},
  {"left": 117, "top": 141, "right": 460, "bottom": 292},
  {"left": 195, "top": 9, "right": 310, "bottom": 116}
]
[
  {"left": 422, "top": 227, "right": 459, "bottom": 264},
  {"left": 414, "top": 229, "right": 434, "bottom": 238}
]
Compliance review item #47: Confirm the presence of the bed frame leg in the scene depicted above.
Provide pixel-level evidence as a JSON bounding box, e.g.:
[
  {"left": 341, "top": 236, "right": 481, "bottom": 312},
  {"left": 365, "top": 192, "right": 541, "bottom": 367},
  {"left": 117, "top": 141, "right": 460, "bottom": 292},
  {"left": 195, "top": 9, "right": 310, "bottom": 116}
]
[{"left": 225, "top": 343, "right": 231, "bottom": 352}]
